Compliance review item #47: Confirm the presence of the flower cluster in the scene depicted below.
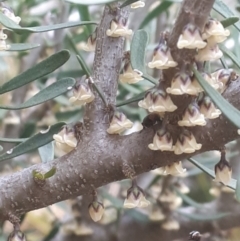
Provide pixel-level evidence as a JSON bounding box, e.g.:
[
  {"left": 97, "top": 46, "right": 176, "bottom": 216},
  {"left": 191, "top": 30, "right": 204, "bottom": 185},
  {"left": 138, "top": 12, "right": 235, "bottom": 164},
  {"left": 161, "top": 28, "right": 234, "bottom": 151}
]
[
  {"left": 0, "top": 5, "right": 21, "bottom": 50},
  {"left": 53, "top": 126, "right": 77, "bottom": 153}
]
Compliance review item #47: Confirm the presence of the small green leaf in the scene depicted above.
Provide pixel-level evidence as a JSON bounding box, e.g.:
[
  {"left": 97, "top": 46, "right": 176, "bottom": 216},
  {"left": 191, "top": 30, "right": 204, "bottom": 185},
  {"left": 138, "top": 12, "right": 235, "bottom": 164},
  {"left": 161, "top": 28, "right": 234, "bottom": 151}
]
[
  {"left": 76, "top": 55, "right": 91, "bottom": 76},
  {"left": 130, "top": 30, "right": 157, "bottom": 84},
  {"left": 7, "top": 43, "right": 40, "bottom": 51},
  {"left": 0, "top": 50, "right": 70, "bottom": 94},
  {"left": 44, "top": 167, "right": 57, "bottom": 179},
  {"left": 221, "top": 16, "right": 239, "bottom": 28},
  {"left": 214, "top": 0, "right": 240, "bottom": 32},
  {"left": 177, "top": 210, "right": 231, "bottom": 221},
  {"left": 219, "top": 44, "right": 240, "bottom": 69},
  {"left": 139, "top": 1, "right": 173, "bottom": 29},
  {"left": 188, "top": 158, "right": 236, "bottom": 190},
  {"left": 0, "top": 78, "right": 75, "bottom": 110},
  {"left": 38, "top": 142, "right": 54, "bottom": 163},
  {"left": 120, "top": 0, "right": 138, "bottom": 8},
  {"left": 192, "top": 67, "right": 240, "bottom": 129},
  {"left": 0, "top": 12, "right": 97, "bottom": 34},
  {"left": 0, "top": 122, "right": 65, "bottom": 162},
  {"left": 32, "top": 170, "right": 44, "bottom": 180},
  {"left": 116, "top": 91, "right": 145, "bottom": 107},
  {"left": 66, "top": 0, "right": 117, "bottom": 4},
  {"left": 236, "top": 175, "right": 240, "bottom": 202}
]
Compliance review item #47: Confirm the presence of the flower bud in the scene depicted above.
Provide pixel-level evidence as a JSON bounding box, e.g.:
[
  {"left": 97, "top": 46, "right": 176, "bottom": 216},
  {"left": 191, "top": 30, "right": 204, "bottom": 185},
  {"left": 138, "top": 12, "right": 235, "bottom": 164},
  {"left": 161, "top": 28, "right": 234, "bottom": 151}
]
[
  {"left": 107, "top": 111, "right": 133, "bottom": 134},
  {"left": 131, "top": 1, "right": 145, "bottom": 8},
  {"left": 177, "top": 23, "right": 206, "bottom": 49},
  {"left": 178, "top": 102, "right": 206, "bottom": 127},
  {"left": 106, "top": 18, "right": 132, "bottom": 38},
  {"left": 88, "top": 201, "right": 104, "bottom": 222},
  {"left": 164, "top": 161, "right": 186, "bottom": 176},
  {"left": 199, "top": 96, "right": 221, "bottom": 119},
  {"left": 148, "top": 40, "right": 177, "bottom": 69},
  {"left": 214, "top": 152, "right": 232, "bottom": 185},
  {"left": 202, "top": 18, "right": 230, "bottom": 43},
  {"left": 124, "top": 185, "right": 150, "bottom": 209},
  {"left": 174, "top": 129, "right": 202, "bottom": 155},
  {"left": 119, "top": 62, "right": 143, "bottom": 84}
]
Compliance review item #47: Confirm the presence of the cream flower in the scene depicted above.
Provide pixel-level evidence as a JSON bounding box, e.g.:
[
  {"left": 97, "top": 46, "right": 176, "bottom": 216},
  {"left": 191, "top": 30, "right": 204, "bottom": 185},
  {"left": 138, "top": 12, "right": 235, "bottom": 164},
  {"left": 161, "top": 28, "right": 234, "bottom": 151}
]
[
  {"left": 166, "top": 72, "right": 202, "bottom": 95},
  {"left": 178, "top": 102, "right": 206, "bottom": 127},
  {"left": 174, "top": 130, "right": 202, "bottom": 155},
  {"left": 159, "top": 190, "right": 177, "bottom": 203},
  {"left": 148, "top": 128, "right": 174, "bottom": 151},
  {"left": 88, "top": 201, "right": 104, "bottom": 222},
  {"left": 124, "top": 186, "right": 150, "bottom": 209},
  {"left": 148, "top": 42, "right": 177, "bottom": 69},
  {"left": 53, "top": 126, "right": 77, "bottom": 153},
  {"left": 106, "top": 20, "right": 132, "bottom": 38},
  {"left": 195, "top": 39, "right": 223, "bottom": 62},
  {"left": 202, "top": 19, "right": 230, "bottom": 43},
  {"left": 107, "top": 111, "right": 133, "bottom": 134},
  {"left": 162, "top": 218, "right": 180, "bottom": 230},
  {"left": 69, "top": 82, "right": 95, "bottom": 106},
  {"left": 164, "top": 161, "right": 186, "bottom": 176},
  {"left": 131, "top": 1, "right": 145, "bottom": 8},
  {"left": 174, "top": 181, "right": 190, "bottom": 194},
  {"left": 177, "top": 23, "right": 207, "bottom": 49},
  {"left": 149, "top": 205, "right": 165, "bottom": 221},
  {"left": 199, "top": 96, "right": 221, "bottom": 119},
  {"left": 119, "top": 63, "right": 143, "bottom": 84},
  {"left": 169, "top": 197, "right": 183, "bottom": 210},
  {"left": 78, "top": 37, "right": 96, "bottom": 52},
  {"left": 214, "top": 156, "right": 232, "bottom": 185},
  {"left": 193, "top": 72, "right": 221, "bottom": 90}
]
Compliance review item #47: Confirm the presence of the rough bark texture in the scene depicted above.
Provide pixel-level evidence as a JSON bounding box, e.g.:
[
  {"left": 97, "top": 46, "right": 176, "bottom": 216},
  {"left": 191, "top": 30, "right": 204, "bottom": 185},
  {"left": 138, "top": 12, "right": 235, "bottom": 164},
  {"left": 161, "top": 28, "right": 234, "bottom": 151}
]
[{"left": 0, "top": 0, "right": 238, "bottom": 228}]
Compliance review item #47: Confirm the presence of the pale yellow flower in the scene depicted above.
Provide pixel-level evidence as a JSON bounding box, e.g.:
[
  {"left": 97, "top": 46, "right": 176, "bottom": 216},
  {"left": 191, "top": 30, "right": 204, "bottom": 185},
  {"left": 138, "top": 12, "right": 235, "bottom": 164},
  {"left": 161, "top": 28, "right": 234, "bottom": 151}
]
[
  {"left": 119, "top": 64, "right": 143, "bottom": 84},
  {"left": 177, "top": 23, "right": 206, "bottom": 49},
  {"left": 148, "top": 128, "right": 174, "bottom": 151},
  {"left": 174, "top": 181, "right": 190, "bottom": 194},
  {"left": 107, "top": 111, "right": 133, "bottom": 134},
  {"left": 149, "top": 205, "right": 165, "bottom": 221},
  {"left": 202, "top": 19, "right": 230, "bottom": 43},
  {"left": 199, "top": 96, "right": 221, "bottom": 119},
  {"left": 78, "top": 37, "right": 96, "bottom": 52},
  {"left": 131, "top": 1, "right": 145, "bottom": 8},
  {"left": 106, "top": 20, "right": 132, "bottom": 38},
  {"left": 174, "top": 130, "right": 202, "bottom": 155},
  {"left": 214, "top": 157, "right": 232, "bottom": 185},
  {"left": 164, "top": 161, "right": 186, "bottom": 176},
  {"left": 88, "top": 201, "right": 104, "bottom": 222},
  {"left": 178, "top": 102, "right": 206, "bottom": 127}
]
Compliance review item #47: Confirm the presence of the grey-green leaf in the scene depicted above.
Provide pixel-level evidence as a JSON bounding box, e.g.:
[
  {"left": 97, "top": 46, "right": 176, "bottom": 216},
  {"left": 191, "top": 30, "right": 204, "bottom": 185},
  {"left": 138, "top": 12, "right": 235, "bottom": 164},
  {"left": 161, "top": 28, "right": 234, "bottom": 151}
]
[
  {"left": 8, "top": 43, "right": 40, "bottom": 51},
  {"left": 38, "top": 142, "right": 54, "bottom": 163},
  {"left": 188, "top": 158, "right": 236, "bottom": 190},
  {"left": 221, "top": 17, "right": 239, "bottom": 28},
  {"left": 0, "top": 122, "right": 65, "bottom": 162},
  {"left": 130, "top": 30, "right": 157, "bottom": 84},
  {"left": 192, "top": 67, "right": 240, "bottom": 129},
  {"left": 0, "top": 12, "right": 97, "bottom": 34},
  {"left": 139, "top": 1, "right": 173, "bottom": 29},
  {"left": 0, "top": 78, "right": 75, "bottom": 110},
  {"left": 0, "top": 50, "right": 70, "bottom": 94},
  {"left": 236, "top": 175, "right": 240, "bottom": 202},
  {"left": 213, "top": 0, "right": 240, "bottom": 32},
  {"left": 219, "top": 44, "right": 240, "bottom": 69}
]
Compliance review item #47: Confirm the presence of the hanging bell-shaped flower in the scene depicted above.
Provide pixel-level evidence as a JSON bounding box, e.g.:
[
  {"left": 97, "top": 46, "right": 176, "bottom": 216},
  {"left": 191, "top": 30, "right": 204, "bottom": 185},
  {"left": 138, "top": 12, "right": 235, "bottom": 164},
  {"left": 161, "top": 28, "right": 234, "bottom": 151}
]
[
  {"left": 163, "top": 161, "right": 187, "bottom": 176},
  {"left": 88, "top": 201, "right": 104, "bottom": 222},
  {"left": 199, "top": 96, "right": 221, "bottom": 119},
  {"left": 106, "top": 18, "right": 132, "bottom": 38},
  {"left": 119, "top": 62, "right": 143, "bottom": 84}
]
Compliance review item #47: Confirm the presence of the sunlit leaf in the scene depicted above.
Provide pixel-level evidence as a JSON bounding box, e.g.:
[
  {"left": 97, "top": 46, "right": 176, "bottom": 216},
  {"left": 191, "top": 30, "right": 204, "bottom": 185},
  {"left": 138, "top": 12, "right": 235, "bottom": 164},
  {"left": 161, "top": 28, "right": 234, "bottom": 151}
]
[
  {"left": 0, "top": 122, "right": 65, "bottom": 162},
  {"left": 221, "top": 16, "right": 239, "bottom": 28},
  {"left": 219, "top": 44, "right": 240, "bottom": 69},
  {"left": 214, "top": 0, "right": 240, "bottom": 32},
  {"left": 130, "top": 30, "right": 157, "bottom": 84},
  {"left": 0, "top": 12, "right": 97, "bottom": 34},
  {"left": 139, "top": 1, "right": 173, "bottom": 28},
  {"left": 7, "top": 43, "right": 40, "bottom": 51},
  {"left": 0, "top": 78, "right": 75, "bottom": 110},
  {"left": 192, "top": 67, "right": 240, "bottom": 129},
  {"left": 0, "top": 50, "right": 70, "bottom": 94},
  {"left": 38, "top": 142, "right": 54, "bottom": 163}
]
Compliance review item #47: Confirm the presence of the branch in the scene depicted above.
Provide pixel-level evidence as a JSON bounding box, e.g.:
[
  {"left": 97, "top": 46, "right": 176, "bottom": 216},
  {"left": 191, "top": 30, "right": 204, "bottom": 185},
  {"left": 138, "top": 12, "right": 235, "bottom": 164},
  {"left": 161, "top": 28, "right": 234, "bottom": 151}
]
[{"left": 0, "top": 0, "right": 238, "bottom": 224}]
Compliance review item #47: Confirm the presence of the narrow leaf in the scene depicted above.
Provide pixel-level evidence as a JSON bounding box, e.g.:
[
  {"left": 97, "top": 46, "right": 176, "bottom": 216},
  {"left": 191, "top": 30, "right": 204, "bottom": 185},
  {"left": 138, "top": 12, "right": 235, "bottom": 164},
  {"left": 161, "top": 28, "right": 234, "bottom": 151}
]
[
  {"left": 221, "top": 16, "right": 239, "bottom": 28},
  {"left": 177, "top": 210, "right": 231, "bottom": 221},
  {"left": 0, "top": 122, "right": 65, "bottom": 162},
  {"left": 0, "top": 138, "right": 27, "bottom": 143},
  {"left": 192, "top": 67, "right": 240, "bottom": 129},
  {"left": 236, "top": 175, "right": 240, "bottom": 202},
  {"left": 188, "top": 158, "right": 236, "bottom": 190},
  {"left": 219, "top": 44, "right": 240, "bottom": 69},
  {"left": 0, "top": 12, "right": 97, "bottom": 34},
  {"left": 44, "top": 167, "right": 57, "bottom": 179},
  {"left": 139, "top": 1, "right": 173, "bottom": 29},
  {"left": 0, "top": 78, "right": 75, "bottom": 110},
  {"left": 8, "top": 43, "right": 40, "bottom": 51},
  {"left": 116, "top": 91, "right": 145, "bottom": 107},
  {"left": 66, "top": 0, "right": 117, "bottom": 4},
  {"left": 0, "top": 50, "right": 70, "bottom": 94},
  {"left": 213, "top": 0, "right": 240, "bottom": 32},
  {"left": 130, "top": 30, "right": 157, "bottom": 84},
  {"left": 38, "top": 142, "right": 54, "bottom": 163}
]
